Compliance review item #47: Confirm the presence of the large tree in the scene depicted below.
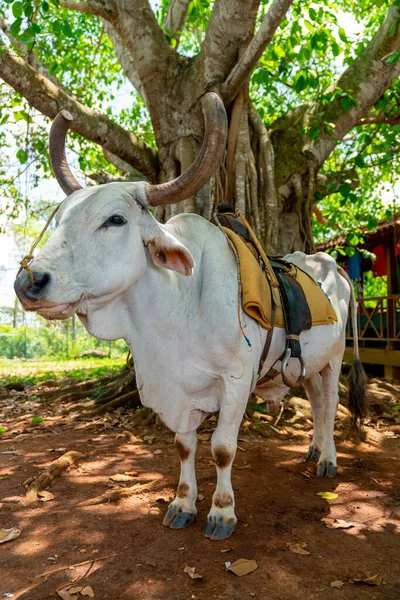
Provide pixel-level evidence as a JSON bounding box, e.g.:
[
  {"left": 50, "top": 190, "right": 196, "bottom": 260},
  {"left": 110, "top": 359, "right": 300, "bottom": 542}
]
[{"left": 1, "top": 0, "right": 400, "bottom": 254}]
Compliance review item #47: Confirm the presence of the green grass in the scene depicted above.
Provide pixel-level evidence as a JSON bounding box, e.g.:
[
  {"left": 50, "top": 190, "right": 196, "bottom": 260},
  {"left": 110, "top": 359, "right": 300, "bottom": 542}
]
[{"left": 0, "top": 357, "right": 126, "bottom": 385}]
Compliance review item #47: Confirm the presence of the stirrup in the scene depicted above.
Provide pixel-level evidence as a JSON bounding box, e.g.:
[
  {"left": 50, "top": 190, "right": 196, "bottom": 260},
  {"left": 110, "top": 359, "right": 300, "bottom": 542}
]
[{"left": 281, "top": 347, "right": 306, "bottom": 388}]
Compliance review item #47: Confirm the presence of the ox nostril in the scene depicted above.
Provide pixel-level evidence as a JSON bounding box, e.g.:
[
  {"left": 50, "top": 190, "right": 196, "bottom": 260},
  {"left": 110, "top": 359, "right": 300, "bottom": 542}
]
[{"left": 29, "top": 271, "right": 51, "bottom": 295}]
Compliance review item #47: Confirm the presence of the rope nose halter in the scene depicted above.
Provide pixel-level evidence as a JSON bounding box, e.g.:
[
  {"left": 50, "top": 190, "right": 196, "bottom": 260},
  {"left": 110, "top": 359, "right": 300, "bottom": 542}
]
[{"left": 18, "top": 203, "right": 61, "bottom": 285}]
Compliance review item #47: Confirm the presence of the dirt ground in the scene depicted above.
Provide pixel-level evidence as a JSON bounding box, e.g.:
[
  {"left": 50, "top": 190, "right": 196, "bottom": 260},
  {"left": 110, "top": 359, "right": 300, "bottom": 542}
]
[{"left": 0, "top": 373, "right": 399, "bottom": 600}]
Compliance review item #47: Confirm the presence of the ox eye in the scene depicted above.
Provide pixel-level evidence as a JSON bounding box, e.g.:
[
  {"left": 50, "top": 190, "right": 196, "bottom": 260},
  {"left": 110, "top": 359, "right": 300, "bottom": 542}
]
[{"left": 102, "top": 215, "right": 127, "bottom": 228}]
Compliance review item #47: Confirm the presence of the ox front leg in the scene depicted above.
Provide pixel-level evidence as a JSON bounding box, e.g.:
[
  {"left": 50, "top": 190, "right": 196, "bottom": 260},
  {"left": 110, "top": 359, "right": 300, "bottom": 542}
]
[
  {"left": 163, "top": 431, "right": 197, "bottom": 529},
  {"left": 204, "top": 406, "right": 242, "bottom": 541}
]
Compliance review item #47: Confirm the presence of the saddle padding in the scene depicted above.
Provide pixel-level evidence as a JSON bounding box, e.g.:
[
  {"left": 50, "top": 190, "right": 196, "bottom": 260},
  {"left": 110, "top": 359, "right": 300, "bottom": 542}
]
[{"left": 222, "top": 228, "right": 338, "bottom": 330}]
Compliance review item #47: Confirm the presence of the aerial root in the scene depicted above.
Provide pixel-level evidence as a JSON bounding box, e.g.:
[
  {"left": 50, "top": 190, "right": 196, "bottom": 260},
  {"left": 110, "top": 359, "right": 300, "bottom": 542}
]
[
  {"left": 24, "top": 450, "right": 85, "bottom": 504},
  {"left": 89, "top": 390, "right": 140, "bottom": 415},
  {"left": 77, "top": 481, "right": 151, "bottom": 506}
]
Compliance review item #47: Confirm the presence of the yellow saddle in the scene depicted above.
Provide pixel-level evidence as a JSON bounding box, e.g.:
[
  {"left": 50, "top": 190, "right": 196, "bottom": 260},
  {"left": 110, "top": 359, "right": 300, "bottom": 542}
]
[{"left": 222, "top": 228, "right": 337, "bottom": 331}]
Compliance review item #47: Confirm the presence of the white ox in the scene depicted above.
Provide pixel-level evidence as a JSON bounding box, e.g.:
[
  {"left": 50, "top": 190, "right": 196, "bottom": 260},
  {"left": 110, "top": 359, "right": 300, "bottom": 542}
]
[{"left": 15, "top": 94, "right": 367, "bottom": 541}]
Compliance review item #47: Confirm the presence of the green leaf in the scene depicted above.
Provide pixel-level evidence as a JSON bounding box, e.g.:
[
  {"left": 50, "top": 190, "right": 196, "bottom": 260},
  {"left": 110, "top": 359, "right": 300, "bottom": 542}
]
[
  {"left": 354, "top": 155, "right": 364, "bottom": 168},
  {"left": 31, "top": 416, "right": 43, "bottom": 423},
  {"left": 10, "top": 18, "right": 22, "bottom": 38},
  {"left": 385, "top": 51, "right": 400, "bottom": 65},
  {"left": 308, "top": 7, "right": 317, "bottom": 21},
  {"left": 339, "top": 183, "right": 351, "bottom": 198},
  {"left": 0, "top": 427, "right": 6, "bottom": 434},
  {"left": 24, "top": 3, "right": 34, "bottom": 17},
  {"left": 338, "top": 27, "right": 347, "bottom": 43},
  {"left": 294, "top": 71, "right": 308, "bottom": 93},
  {"left": 340, "top": 96, "right": 352, "bottom": 111},
  {"left": 14, "top": 110, "right": 30, "bottom": 122},
  {"left": 16, "top": 149, "right": 28, "bottom": 164},
  {"left": 316, "top": 491, "right": 338, "bottom": 500},
  {"left": 314, "top": 190, "right": 323, "bottom": 201},
  {"left": 304, "top": 20, "right": 313, "bottom": 32},
  {"left": 12, "top": 1, "right": 23, "bottom": 18}
]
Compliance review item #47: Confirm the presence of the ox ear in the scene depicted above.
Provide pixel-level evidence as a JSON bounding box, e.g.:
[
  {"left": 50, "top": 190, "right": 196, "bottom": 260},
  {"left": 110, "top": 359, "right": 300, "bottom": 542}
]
[{"left": 145, "top": 228, "right": 194, "bottom": 276}]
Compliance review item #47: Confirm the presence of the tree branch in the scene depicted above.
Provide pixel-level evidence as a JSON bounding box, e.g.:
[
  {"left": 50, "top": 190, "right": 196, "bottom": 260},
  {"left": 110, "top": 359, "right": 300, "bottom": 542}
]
[
  {"left": 356, "top": 111, "right": 400, "bottom": 126},
  {"left": 0, "top": 15, "right": 69, "bottom": 91},
  {"left": 59, "top": 0, "right": 114, "bottom": 21},
  {"left": 199, "top": 0, "right": 260, "bottom": 89},
  {"left": 103, "top": 22, "right": 146, "bottom": 100},
  {"left": 221, "top": 0, "right": 295, "bottom": 104},
  {"left": 309, "top": 3, "right": 400, "bottom": 167},
  {"left": 0, "top": 41, "right": 159, "bottom": 181},
  {"left": 163, "top": 0, "right": 191, "bottom": 48}
]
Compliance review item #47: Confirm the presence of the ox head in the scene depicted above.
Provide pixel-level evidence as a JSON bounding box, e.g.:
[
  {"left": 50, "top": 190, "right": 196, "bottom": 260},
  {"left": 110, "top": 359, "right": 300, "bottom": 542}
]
[{"left": 14, "top": 93, "right": 227, "bottom": 324}]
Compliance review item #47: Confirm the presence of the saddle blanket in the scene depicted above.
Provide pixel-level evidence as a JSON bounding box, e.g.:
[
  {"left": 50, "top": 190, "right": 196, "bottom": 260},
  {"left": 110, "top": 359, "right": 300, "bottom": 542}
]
[{"left": 222, "top": 228, "right": 338, "bottom": 330}]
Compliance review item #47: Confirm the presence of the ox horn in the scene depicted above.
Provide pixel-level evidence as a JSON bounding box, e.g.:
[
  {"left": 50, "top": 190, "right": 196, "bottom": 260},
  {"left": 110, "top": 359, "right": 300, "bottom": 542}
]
[
  {"left": 49, "top": 110, "right": 83, "bottom": 196},
  {"left": 145, "top": 92, "right": 227, "bottom": 206},
  {"left": 49, "top": 92, "right": 227, "bottom": 203}
]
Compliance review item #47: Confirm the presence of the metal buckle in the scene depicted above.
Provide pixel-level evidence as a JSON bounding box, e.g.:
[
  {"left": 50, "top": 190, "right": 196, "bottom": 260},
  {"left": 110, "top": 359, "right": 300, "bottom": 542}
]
[{"left": 281, "top": 347, "right": 306, "bottom": 388}]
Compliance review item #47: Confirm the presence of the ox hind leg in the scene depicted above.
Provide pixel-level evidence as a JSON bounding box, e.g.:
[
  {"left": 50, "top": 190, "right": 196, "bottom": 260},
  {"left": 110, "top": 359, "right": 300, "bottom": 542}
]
[
  {"left": 304, "top": 355, "right": 342, "bottom": 478},
  {"left": 163, "top": 431, "right": 197, "bottom": 529}
]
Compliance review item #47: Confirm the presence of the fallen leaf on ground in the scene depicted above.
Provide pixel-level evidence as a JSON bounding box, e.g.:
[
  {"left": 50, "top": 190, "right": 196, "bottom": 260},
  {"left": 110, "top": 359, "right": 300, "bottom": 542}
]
[
  {"left": 322, "top": 518, "right": 354, "bottom": 529},
  {"left": 153, "top": 449, "right": 163, "bottom": 455},
  {"left": 0, "top": 528, "right": 21, "bottom": 544},
  {"left": 286, "top": 542, "right": 310, "bottom": 555},
  {"left": 291, "top": 456, "right": 305, "bottom": 464},
  {"left": 145, "top": 560, "right": 156, "bottom": 567},
  {"left": 143, "top": 435, "right": 155, "bottom": 444},
  {"left": 197, "top": 494, "right": 205, "bottom": 501},
  {"left": 220, "top": 548, "right": 232, "bottom": 553},
  {"left": 235, "top": 464, "right": 251, "bottom": 470},
  {"left": 301, "top": 471, "right": 312, "bottom": 479},
  {"left": 68, "top": 587, "right": 83, "bottom": 594},
  {"left": 227, "top": 558, "right": 258, "bottom": 576},
  {"left": 38, "top": 490, "right": 55, "bottom": 502},
  {"left": 316, "top": 491, "right": 338, "bottom": 500},
  {"left": 148, "top": 508, "right": 161, "bottom": 515},
  {"left": 184, "top": 565, "right": 203, "bottom": 579},
  {"left": 349, "top": 574, "right": 383, "bottom": 586},
  {"left": 331, "top": 580, "right": 345, "bottom": 588},
  {"left": 0, "top": 475, "right": 10, "bottom": 481},
  {"left": 109, "top": 474, "right": 134, "bottom": 482},
  {"left": 81, "top": 586, "right": 95, "bottom": 597},
  {"left": 31, "top": 416, "right": 43, "bottom": 424}
]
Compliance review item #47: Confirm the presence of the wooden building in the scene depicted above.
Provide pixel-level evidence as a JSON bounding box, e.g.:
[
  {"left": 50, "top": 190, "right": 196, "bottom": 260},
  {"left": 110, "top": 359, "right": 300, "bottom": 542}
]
[{"left": 317, "top": 216, "right": 400, "bottom": 379}]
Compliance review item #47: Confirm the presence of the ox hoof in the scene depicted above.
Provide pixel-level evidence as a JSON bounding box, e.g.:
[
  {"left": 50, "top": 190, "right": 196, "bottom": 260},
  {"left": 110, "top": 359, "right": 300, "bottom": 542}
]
[
  {"left": 203, "top": 516, "right": 236, "bottom": 541},
  {"left": 163, "top": 505, "right": 196, "bottom": 529},
  {"left": 305, "top": 445, "right": 321, "bottom": 462},
  {"left": 317, "top": 460, "right": 337, "bottom": 478}
]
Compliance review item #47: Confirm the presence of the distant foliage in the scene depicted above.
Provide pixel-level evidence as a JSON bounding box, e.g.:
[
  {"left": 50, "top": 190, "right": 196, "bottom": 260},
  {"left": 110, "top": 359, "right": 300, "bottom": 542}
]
[{"left": 0, "top": 321, "right": 127, "bottom": 359}]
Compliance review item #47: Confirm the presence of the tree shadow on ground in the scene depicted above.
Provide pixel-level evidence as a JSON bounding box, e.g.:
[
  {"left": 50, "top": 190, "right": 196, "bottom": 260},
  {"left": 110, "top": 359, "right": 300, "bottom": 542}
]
[{"left": 0, "top": 377, "right": 399, "bottom": 600}]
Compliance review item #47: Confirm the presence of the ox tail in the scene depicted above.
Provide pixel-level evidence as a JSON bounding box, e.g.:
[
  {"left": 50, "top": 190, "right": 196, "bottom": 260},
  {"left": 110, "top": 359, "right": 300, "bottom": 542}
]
[{"left": 337, "top": 267, "right": 368, "bottom": 430}]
